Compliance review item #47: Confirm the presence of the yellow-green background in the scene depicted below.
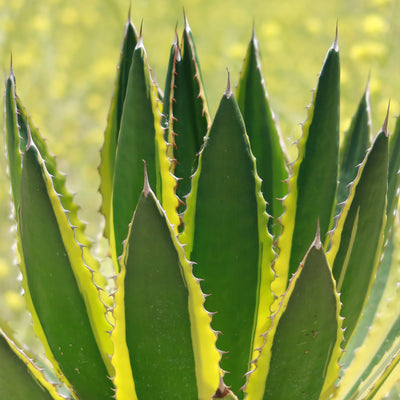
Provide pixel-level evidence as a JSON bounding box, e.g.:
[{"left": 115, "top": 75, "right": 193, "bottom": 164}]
[{"left": 0, "top": 0, "right": 399, "bottom": 393}]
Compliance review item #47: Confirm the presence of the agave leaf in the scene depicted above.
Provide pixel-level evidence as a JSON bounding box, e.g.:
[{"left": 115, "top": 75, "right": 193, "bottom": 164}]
[
  {"left": 332, "top": 218, "right": 400, "bottom": 400},
  {"left": 181, "top": 85, "right": 275, "bottom": 396},
  {"left": 328, "top": 126, "right": 388, "bottom": 343},
  {"left": 112, "top": 174, "right": 218, "bottom": 400},
  {"left": 162, "top": 18, "right": 210, "bottom": 218},
  {"left": 0, "top": 327, "right": 65, "bottom": 400},
  {"left": 111, "top": 33, "right": 178, "bottom": 262},
  {"left": 99, "top": 17, "right": 137, "bottom": 240},
  {"left": 19, "top": 140, "right": 113, "bottom": 399},
  {"left": 338, "top": 114, "right": 400, "bottom": 370},
  {"left": 255, "top": 231, "right": 342, "bottom": 400},
  {"left": 272, "top": 37, "right": 340, "bottom": 301},
  {"left": 236, "top": 28, "right": 288, "bottom": 238},
  {"left": 386, "top": 115, "right": 400, "bottom": 238},
  {"left": 336, "top": 111, "right": 399, "bottom": 366},
  {"left": 337, "top": 84, "right": 371, "bottom": 208},
  {"left": 4, "top": 69, "right": 22, "bottom": 211},
  {"left": 4, "top": 70, "right": 114, "bottom": 371},
  {"left": 338, "top": 219, "right": 396, "bottom": 372}
]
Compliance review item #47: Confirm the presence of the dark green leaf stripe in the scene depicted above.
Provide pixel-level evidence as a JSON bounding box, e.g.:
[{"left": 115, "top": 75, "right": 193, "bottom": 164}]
[
  {"left": 122, "top": 184, "right": 198, "bottom": 399},
  {"left": 100, "top": 18, "right": 137, "bottom": 240},
  {"left": 184, "top": 90, "right": 273, "bottom": 396},
  {"left": 330, "top": 129, "right": 388, "bottom": 343},
  {"left": 19, "top": 144, "right": 113, "bottom": 400},
  {"left": 236, "top": 30, "right": 288, "bottom": 238},
  {"left": 112, "top": 40, "right": 160, "bottom": 258},
  {"left": 263, "top": 237, "right": 341, "bottom": 400}
]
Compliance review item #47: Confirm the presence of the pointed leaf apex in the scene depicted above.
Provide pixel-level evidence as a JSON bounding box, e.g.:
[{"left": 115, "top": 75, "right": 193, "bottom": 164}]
[
  {"left": 173, "top": 27, "right": 179, "bottom": 46},
  {"left": 136, "top": 20, "right": 144, "bottom": 49},
  {"left": 382, "top": 100, "right": 390, "bottom": 137},
  {"left": 142, "top": 160, "right": 150, "bottom": 198},
  {"left": 183, "top": 9, "right": 190, "bottom": 32},
  {"left": 225, "top": 68, "right": 232, "bottom": 99},
  {"left": 332, "top": 21, "right": 339, "bottom": 51},
  {"left": 9, "top": 53, "right": 14, "bottom": 77},
  {"left": 127, "top": 3, "right": 132, "bottom": 23},
  {"left": 25, "top": 122, "right": 34, "bottom": 152},
  {"left": 313, "top": 220, "right": 322, "bottom": 250}
]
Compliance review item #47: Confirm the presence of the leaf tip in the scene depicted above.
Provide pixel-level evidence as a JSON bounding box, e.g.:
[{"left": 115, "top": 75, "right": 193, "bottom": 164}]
[
  {"left": 225, "top": 68, "right": 232, "bottom": 99},
  {"left": 183, "top": 8, "right": 190, "bottom": 32},
  {"left": 142, "top": 160, "right": 150, "bottom": 198},
  {"left": 25, "top": 122, "right": 33, "bottom": 152},
  {"left": 313, "top": 220, "right": 322, "bottom": 250},
  {"left": 333, "top": 21, "right": 339, "bottom": 51},
  {"left": 127, "top": 3, "right": 132, "bottom": 23},
  {"left": 382, "top": 100, "right": 390, "bottom": 137},
  {"left": 9, "top": 52, "right": 14, "bottom": 76},
  {"left": 136, "top": 20, "right": 144, "bottom": 49}
]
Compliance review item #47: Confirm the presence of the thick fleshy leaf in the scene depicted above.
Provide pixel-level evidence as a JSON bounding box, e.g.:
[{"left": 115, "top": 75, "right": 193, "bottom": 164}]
[
  {"left": 272, "top": 38, "right": 340, "bottom": 300},
  {"left": 338, "top": 219, "right": 395, "bottom": 372},
  {"left": 111, "top": 36, "right": 171, "bottom": 260},
  {"left": 236, "top": 29, "right": 288, "bottom": 238},
  {"left": 328, "top": 128, "right": 388, "bottom": 343},
  {"left": 5, "top": 70, "right": 113, "bottom": 372},
  {"left": 336, "top": 112, "right": 399, "bottom": 371},
  {"left": 387, "top": 114, "right": 400, "bottom": 237},
  {"left": 19, "top": 142, "right": 113, "bottom": 399},
  {"left": 113, "top": 178, "right": 216, "bottom": 400},
  {"left": 259, "top": 233, "right": 342, "bottom": 400},
  {"left": 99, "top": 18, "right": 137, "bottom": 240},
  {"left": 332, "top": 218, "right": 400, "bottom": 400},
  {"left": 182, "top": 88, "right": 275, "bottom": 396},
  {"left": 4, "top": 69, "right": 22, "bottom": 211},
  {"left": 337, "top": 84, "right": 371, "bottom": 208},
  {"left": 0, "top": 328, "right": 63, "bottom": 400},
  {"left": 162, "top": 19, "right": 210, "bottom": 218}
]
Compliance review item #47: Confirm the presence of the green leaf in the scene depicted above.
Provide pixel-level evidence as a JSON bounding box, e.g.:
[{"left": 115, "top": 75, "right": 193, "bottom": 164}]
[
  {"left": 116, "top": 177, "right": 200, "bottom": 399},
  {"left": 236, "top": 29, "right": 288, "bottom": 238},
  {"left": 337, "top": 84, "right": 371, "bottom": 208},
  {"left": 162, "top": 19, "right": 210, "bottom": 218},
  {"left": 15, "top": 96, "right": 113, "bottom": 373},
  {"left": 332, "top": 218, "right": 400, "bottom": 400},
  {"left": 182, "top": 88, "right": 275, "bottom": 396},
  {"left": 338, "top": 218, "right": 395, "bottom": 371},
  {"left": 0, "top": 328, "right": 63, "bottom": 400},
  {"left": 260, "top": 233, "right": 342, "bottom": 400},
  {"left": 328, "top": 127, "right": 388, "bottom": 343},
  {"left": 386, "top": 114, "right": 400, "bottom": 237},
  {"left": 4, "top": 68, "right": 22, "bottom": 211},
  {"left": 272, "top": 39, "right": 340, "bottom": 300},
  {"left": 111, "top": 36, "right": 165, "bottom": 260},
  {"left": 19, "top": 142, "right": 113, "bottom": 399},
  {"left": 99, "top": 17, "right": 137, "bottom": 240}
]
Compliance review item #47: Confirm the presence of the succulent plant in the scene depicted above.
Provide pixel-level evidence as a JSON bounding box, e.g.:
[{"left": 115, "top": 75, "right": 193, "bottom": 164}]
[{"left": 2, "top": 13, "right": 400, "bottom": 400}]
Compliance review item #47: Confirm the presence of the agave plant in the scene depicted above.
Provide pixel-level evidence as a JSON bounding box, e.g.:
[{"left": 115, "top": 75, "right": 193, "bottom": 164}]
[{"left": 1, "top": 13, "right": 400, "bottom": 400}]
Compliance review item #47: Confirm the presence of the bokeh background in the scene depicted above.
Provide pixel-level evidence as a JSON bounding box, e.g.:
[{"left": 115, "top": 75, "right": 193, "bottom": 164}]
[{"left": 0, "top": 0, "right": 400, "bottom": 392}]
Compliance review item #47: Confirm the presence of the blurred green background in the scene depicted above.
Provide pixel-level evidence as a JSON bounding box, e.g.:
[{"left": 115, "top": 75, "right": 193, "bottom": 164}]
[{"left": 0, "top": 0, "right": 399, "bottom": 383}]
